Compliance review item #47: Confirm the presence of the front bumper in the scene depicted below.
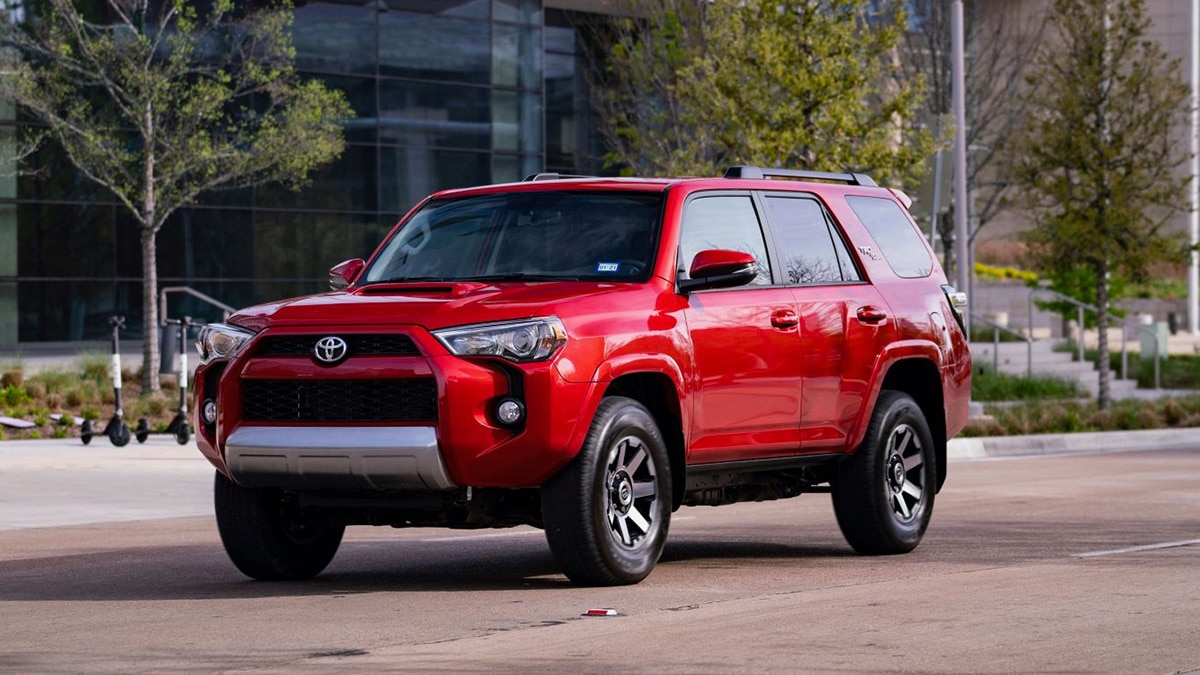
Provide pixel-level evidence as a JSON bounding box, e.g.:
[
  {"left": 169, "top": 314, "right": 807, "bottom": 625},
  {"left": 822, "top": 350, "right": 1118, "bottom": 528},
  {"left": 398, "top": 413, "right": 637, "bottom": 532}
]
[{"left": 224, "top": 425, "right": 454, "bottom": 490}]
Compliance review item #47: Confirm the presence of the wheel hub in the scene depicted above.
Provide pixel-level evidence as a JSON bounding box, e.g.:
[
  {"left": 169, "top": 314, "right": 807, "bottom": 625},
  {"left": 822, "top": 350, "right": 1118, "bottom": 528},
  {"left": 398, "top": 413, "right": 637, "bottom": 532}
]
[
  {"left": 610, "top": 471, "right": 634, "bottom": 513},
  {"left": 887, "top": 455, "right": 906, "bottom": 492}
]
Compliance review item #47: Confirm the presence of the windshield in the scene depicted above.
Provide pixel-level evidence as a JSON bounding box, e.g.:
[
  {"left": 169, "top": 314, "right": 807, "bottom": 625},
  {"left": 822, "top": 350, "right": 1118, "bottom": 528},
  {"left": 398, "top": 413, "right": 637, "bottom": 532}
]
[{"left": 362, "top": 191, "right": 664, "bottom": 284}]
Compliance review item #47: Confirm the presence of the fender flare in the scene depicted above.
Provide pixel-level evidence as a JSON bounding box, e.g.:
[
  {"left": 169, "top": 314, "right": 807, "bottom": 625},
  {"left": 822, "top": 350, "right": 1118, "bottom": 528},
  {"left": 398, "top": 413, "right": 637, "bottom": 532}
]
[
  {"left": 563, "top": 353, "right": 690, "bottom": 460},
  {"left": 847, "top": 339, "right": 945, "bottom": 451}
]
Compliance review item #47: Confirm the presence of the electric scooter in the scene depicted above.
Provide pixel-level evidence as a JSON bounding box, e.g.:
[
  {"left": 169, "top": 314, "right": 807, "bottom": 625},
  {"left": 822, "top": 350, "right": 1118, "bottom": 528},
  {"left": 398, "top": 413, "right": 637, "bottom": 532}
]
[
  {"left": 135, "top": 316, "right": 194, "bottom": 445},
  {"left": 81, "top": 315, "right": 132, "bottom": 446}
]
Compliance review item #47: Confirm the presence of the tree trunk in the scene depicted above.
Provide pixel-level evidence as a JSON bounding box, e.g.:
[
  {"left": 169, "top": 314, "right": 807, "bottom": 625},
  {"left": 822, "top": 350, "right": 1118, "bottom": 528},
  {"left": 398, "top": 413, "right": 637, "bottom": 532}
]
[
  {"left": 1095, "top": 259, "right": 1110, "bottom": 410},
  {"left": 141, "top": 226, "right": 160, "bottom": 394},
  {"left": 141, "top": 101, "right": 159, "bottom": 394}
]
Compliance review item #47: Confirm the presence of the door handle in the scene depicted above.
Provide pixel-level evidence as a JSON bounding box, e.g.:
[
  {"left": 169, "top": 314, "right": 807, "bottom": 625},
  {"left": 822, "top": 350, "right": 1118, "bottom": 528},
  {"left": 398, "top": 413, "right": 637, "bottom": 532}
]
[
  {"left": 856, "top": 305, "right": 888, "bottom": 324},
  {"left": 771, "top": 309, "right": 799, "bottom": 329}
]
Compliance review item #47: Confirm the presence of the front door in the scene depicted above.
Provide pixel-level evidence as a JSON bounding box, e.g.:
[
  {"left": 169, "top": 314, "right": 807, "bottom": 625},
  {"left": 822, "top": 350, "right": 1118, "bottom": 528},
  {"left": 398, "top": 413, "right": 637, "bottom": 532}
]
[{"left": 680, "top": 193, "right": 804, "bottom": 464}]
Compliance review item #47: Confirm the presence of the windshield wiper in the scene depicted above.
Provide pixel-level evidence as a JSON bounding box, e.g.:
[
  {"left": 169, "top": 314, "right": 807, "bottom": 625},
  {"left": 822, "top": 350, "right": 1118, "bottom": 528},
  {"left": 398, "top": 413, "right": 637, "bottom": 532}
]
[{"left": 460, "top": 273, "right": 580, "bottom": 282}]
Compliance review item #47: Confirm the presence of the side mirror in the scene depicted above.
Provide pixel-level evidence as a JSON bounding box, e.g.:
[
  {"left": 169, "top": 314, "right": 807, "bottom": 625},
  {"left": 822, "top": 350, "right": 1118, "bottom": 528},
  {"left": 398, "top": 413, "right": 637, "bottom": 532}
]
[
  {"left": 678, "top": 249, "right": 758, "bottom": 292},
  {"left": 329, "top": 258, "right": 365, "bottom": 291}
]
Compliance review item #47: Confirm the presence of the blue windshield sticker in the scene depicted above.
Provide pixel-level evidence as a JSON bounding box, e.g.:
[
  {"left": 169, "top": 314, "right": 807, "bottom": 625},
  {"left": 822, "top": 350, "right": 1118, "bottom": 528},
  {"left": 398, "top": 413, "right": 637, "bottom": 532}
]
[{"left": 596, "top": 262, "right": 620, "bottom": 273}]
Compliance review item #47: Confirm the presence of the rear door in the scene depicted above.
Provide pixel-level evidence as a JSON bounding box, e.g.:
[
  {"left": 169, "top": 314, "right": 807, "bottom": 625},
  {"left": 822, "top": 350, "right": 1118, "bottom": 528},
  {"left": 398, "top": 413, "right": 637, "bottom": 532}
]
[{"left": 760, "top": 192, "right": 896, "bottom": 452}]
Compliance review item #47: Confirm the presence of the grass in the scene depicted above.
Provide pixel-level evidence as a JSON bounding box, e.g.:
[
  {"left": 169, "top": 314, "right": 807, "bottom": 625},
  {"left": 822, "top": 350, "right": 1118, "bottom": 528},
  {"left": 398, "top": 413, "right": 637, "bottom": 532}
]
[
  {"left": 0, "top": 362, "right": 183, "bottom": 441},
  {"left": 971, "top": 365, "right": 1083, "bottom": 402}
]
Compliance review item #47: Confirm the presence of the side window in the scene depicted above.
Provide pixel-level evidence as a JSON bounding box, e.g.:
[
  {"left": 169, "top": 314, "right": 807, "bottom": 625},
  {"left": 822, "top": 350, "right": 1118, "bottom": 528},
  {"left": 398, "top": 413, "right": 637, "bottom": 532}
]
[
  {"left": 845, "top": 195, "right": 933, "bottom": 278},
  {"left": 679, "top": 195, "right": 772, "bottom": 286},
  {"left": 764, "top": 196, "right": 861, "bottom": 284}
]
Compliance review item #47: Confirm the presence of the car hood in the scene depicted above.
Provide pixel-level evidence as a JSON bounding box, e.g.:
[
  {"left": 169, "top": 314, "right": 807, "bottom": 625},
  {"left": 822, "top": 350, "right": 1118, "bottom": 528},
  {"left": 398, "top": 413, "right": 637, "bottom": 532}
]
[{"left": 227, "top": 281, "right": 640, "bottom": 333}]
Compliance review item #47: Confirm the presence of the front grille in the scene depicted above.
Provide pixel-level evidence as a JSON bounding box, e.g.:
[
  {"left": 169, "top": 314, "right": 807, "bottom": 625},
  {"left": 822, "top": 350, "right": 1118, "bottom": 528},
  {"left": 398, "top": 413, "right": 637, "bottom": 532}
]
[
  {"left": 255, "top": 334, "right": 421, "bottom": 358},
  {"left": 242, "top": 379, "right": 438, "bottom": 422}
]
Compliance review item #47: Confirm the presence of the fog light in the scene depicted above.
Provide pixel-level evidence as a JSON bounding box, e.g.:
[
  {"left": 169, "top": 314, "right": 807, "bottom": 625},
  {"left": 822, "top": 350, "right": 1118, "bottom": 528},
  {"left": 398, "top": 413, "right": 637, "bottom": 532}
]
[
  {"left": 202, "top": 399, "right": 217, "bottom": 424},
  {"left": 495, "top": 398, "right": 525, "bottom": 426}
]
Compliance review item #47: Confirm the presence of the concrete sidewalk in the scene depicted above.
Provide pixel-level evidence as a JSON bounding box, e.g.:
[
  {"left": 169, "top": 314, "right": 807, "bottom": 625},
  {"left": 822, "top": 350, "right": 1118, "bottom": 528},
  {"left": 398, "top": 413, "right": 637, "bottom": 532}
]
[
  {"left": 1, "top": 429, "right": 1195, "bottom": 531},
  {"left": 0, "top": 437, "right": 212, "bottom": 530}
]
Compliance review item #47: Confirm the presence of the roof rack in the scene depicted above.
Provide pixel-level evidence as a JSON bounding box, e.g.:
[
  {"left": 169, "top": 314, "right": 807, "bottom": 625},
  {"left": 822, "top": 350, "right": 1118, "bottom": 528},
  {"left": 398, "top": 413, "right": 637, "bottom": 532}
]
[
  {"left": 522, "top": 172, "right": 596, "bottom": 182},
  {"left": 723, "top": 165, "right": 877, "bottom": 187}
]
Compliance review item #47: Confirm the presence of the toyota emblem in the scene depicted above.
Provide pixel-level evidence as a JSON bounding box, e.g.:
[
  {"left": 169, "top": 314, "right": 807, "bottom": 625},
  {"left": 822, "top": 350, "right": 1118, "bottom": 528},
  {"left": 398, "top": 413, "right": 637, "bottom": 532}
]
[{"left": 314, "top": 336, "right": 349, "bottom": 364}]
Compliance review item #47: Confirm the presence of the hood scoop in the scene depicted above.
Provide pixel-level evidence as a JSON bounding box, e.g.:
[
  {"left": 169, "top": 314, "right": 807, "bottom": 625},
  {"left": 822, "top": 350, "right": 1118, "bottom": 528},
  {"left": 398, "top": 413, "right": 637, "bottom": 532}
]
[{"left": 357, "top": 282, "right": 490, "bottom": 297}]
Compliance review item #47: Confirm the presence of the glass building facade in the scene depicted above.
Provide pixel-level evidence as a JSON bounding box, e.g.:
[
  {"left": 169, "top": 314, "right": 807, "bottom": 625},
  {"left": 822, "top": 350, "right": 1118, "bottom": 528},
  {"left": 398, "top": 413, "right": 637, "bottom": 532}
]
[{"left": 0, "top": 0, "right": 603, "bottom": 344}]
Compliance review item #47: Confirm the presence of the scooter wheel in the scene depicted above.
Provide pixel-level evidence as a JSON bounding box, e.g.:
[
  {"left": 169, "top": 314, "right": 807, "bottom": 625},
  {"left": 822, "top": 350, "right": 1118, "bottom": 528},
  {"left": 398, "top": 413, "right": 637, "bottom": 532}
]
[
  {"left": 81, "top": 420, "right": 93, "bottom": 445},
  {"left": 109, "top": 423, "right": 131, "bottom": 447},
  {"left": 135, "top": 418, "right": 150, "bottom": 444},
  {"left": 175, "top": 422, "right": 190, "bottom": 445}
]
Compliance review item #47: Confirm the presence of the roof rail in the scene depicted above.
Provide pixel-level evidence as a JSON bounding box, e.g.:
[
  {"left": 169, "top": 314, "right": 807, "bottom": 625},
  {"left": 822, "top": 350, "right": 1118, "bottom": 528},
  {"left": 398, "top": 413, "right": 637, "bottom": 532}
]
[
  {"left": 723, "top": 165, "right": 877, "bottom": 187},
  {"left": 522, "top": 172, "right": 596, "bottom": 182}
]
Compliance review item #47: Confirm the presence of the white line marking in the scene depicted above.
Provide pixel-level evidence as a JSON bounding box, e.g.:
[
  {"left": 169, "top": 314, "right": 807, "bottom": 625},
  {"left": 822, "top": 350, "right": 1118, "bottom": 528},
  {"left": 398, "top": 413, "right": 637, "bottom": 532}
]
[{"left": 1073, "top": 539, "right": 1200, "bottom": 558}]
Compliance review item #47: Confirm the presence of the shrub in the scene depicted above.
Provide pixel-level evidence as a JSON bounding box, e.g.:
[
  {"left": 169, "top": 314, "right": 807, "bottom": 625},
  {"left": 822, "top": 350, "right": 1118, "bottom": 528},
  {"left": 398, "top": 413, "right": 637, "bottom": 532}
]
[
  {"left": 31, "top": 369, "right": 77, "bottom": 395},
  {"left": 1, "top": 370, "right": 23, "bottom": 388},
  {"left": 64, "top": 388, "right": 85, "bottom": 408},
  {"left": 2, "top": 385, "right": 30, "bottom": 408},
  {"left": 973, "top": 395, "right": 1200, "bottom": 435},
  {"left": 78, "top": 351, "right": 111, "bottom": 384},
  {"left": 131, "top": 394, "right": 170, "bottom": 418},
  {"left": 80, "top": 406, "right": 101, "bottom": 421}
]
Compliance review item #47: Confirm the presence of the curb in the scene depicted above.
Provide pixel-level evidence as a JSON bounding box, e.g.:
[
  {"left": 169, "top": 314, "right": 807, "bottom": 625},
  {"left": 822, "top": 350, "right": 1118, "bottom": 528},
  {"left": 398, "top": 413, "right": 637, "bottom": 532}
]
[{"left": 948, "top": 427, "right": 1199, "bottom": 461}]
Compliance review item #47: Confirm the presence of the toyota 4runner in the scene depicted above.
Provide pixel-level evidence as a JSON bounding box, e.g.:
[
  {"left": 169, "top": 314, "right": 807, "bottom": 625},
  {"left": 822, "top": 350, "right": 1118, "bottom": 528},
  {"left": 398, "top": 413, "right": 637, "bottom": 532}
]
[{"left": 193, "top": 166, "right": 971, "bottom": 586}]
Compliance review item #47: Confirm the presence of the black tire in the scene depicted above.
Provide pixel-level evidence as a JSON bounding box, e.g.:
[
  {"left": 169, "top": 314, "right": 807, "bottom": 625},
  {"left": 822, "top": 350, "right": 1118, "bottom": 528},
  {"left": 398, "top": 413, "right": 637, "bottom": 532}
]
[
  {"left": 541, "top": 396, "right": 672, "bottom": 586},
  {"left": 832, "top": 390, "right": 936, "bottom": 555},
  {"left": 213, "top": 471, "right": 344, "bottom": 581},
  {"left": 135, "top": 419, "right": 150, "bottom": 444},
  {"left": 175, "top": 421, "right": 190, "bottom": 445},
  {"left": 108, "top": 422, "right": 131, "bottom": 447},
  {"left": 81, "top": 420, "right": 93, "bottom": 445}
]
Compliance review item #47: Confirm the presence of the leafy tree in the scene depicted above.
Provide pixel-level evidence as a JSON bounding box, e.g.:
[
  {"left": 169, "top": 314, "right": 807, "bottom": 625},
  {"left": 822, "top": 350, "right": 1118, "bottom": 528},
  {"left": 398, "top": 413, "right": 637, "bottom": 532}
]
[
  {"left": 0, "top": 0, "right": 352, "bottom": 392},
  {"left": 1008, "top": 0, "right": 1191, "bottom": 409},
  {"left": 586, "top": 0, "right": 934, "bottom": 188}
]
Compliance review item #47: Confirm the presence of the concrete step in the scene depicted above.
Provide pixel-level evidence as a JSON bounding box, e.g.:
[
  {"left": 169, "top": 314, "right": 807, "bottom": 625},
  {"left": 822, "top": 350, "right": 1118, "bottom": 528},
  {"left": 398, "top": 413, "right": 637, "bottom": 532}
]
[{"left": 970, "top": 339, "right": 1142, "bottom": 399}]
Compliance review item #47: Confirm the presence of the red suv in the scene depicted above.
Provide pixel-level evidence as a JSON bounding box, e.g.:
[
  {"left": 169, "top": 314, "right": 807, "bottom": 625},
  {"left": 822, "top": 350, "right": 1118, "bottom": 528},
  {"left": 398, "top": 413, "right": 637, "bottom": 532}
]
[{"left": 193, "top": 166, "right": 971, "bottom": 586}]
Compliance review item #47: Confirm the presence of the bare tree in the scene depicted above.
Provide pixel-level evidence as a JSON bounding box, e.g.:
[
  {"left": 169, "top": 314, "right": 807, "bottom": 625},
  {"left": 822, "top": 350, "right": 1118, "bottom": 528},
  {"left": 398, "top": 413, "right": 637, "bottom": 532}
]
[{"left": 899, "top": 0, "right": 1048, "bottom": 268}]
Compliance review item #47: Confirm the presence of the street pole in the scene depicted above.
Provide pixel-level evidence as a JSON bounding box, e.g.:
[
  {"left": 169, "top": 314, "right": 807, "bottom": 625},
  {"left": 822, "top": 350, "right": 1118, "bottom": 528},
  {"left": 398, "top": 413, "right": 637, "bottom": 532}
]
[
  {"left": 952, "top": 0, "right": 969, "bottom": 303},
  {"left": 1190, "top": 0, "right": 1199, "bottom": 334}
]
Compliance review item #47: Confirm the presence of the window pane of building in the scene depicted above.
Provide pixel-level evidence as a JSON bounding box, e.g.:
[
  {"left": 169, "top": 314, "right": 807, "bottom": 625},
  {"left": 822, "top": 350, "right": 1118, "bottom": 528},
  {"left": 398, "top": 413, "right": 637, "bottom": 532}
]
[
  {"left": 379, "top": 12, "right": 490, "bottom": 84},
  {"left": 379, "top": 147, "right": 491, "bottom": 213},
  {"left": 293, "top": 2, "right": 377, "bottom": 75},
  {"left": 378, "top": 80, "right": 490, "bottom": 150},
  {"left": 492, "top": 23, "right": 541, "bottom": 88}
]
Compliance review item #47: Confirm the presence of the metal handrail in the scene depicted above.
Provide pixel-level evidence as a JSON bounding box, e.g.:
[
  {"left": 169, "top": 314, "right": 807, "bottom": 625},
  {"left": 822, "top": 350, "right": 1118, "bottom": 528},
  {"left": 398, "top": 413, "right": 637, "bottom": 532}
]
[
  {"left": 1027, "top": 286, "right": 1163, "bottom": 384},
  {"left": 971, "top": 311, "right": 1034, "bottom": 377},
  {"left": 159, "top": 286, "right": 235, "bottom": 325}
]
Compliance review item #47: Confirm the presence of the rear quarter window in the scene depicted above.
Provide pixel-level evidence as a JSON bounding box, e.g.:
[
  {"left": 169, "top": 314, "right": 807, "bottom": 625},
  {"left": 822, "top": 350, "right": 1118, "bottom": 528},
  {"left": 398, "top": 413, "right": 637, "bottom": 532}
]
[{"left": 845, "top": 195, "right": 933, "bottom": 278}]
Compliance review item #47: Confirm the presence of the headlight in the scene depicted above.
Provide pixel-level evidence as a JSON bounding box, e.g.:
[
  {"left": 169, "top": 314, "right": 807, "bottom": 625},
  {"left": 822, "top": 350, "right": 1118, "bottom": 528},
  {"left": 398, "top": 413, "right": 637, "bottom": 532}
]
[
  {"left": 433, "top": 317, "right": 567, "bottom": 363},
  {"left": 195, "top": 323, "right": 257, "bottom": 365}
]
